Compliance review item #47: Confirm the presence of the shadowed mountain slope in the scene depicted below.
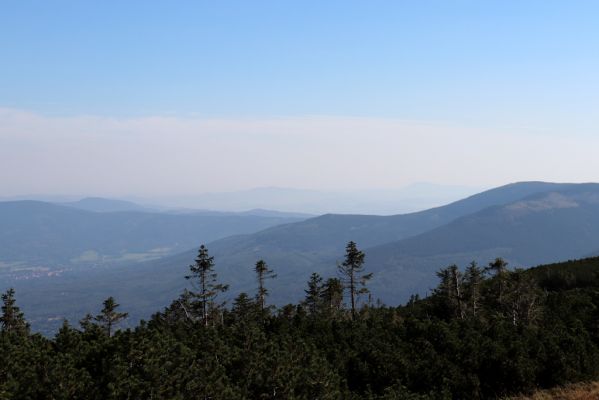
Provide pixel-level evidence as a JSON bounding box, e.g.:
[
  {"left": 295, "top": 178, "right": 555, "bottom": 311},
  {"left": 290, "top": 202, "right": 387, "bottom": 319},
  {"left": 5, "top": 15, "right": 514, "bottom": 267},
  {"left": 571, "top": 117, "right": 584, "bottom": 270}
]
[
  {"left": 365, "top": 184, "right": 599, "bottom": 300},
  {"left": 201, "top": 181, "right": 578, "bottom": 261},
  {"left": 0, "top": 200, "right": 307, "bottom": 269},
  {"left": 115, "top": 182, "right": 599, "bottom": 307},
  {"left": 7, "top": 182, "right": 599, "bottom": 334}
]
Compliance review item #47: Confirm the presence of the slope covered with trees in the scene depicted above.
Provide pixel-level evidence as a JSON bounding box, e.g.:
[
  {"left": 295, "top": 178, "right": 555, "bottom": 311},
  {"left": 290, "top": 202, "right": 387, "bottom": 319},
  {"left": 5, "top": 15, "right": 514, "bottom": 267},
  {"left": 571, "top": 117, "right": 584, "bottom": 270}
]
[
  {"left": 9, "top": 183, "right": 599, "bottom": 335},
  {"left": 0, "top": 200, "right": 307, "bottom": 270},
  {"left": 3, "top": 244, "right": 599, "bottom": 399}
]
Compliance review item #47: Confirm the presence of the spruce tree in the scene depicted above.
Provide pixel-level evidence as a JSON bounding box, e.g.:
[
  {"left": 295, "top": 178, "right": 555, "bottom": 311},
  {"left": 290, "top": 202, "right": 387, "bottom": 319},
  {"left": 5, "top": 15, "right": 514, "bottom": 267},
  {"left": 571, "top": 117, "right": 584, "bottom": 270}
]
[
  {"left": 321, "top": 278, "right": 344, "bottom": 314},
  {"left": 338, "top": 241, "right": 372, "bottom": 318},
  {"left": 0, "top": 288, "right": 29, "bottom": 335},
  {"left": 464, "top": 261, "right": 484, "bottom": 317},
  {"left": 186, "top": 245, "right": 229, "bottom": 326},
  {"left": 486, "top": 257, "right": 509, "bottom": 305},
  {"left": 505, "top": 269, "right": 541, "bottom": 326},
  {"left": 254, "top": 259, "right": 276, "bottom": 313},
  {"left": 162, "top": 289, "right": 196, "bottom": 323},
  {"left": 95, "top": 297, "right": 128, "bottom": 336},
  {"left": 304, "top": 273, "right": 324, "bottom": 315},
  {"left": 435, "top": 265, "right": 464, "bottom": 319},
  {"left": 231, "top": 292, "right": 257, "bottom": 325}
]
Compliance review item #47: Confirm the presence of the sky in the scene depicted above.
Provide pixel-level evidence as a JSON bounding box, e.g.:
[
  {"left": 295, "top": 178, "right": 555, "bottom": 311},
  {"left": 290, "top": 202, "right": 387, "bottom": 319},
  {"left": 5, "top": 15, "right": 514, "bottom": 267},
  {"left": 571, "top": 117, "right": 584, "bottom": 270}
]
[{"left": 1, "top": 1, "right": 599, "bottom": 197}]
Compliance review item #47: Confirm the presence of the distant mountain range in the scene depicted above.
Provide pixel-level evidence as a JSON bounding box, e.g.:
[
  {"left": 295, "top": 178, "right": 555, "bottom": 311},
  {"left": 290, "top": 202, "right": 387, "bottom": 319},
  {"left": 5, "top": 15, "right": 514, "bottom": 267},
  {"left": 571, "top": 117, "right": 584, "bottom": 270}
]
[
  {"left": 0, "top": 183, "right": 479, "bottom": 215},
  {"left": 60, "top": 196, "right": 314, "bottom": 218},
  {"left": 5, "top": 181, "right": 599, "bottom": 334},
  {"left": 365, "top": 184, "right": 599, "bottom": 300},
  {"left": 60, "top": 197, "right": 156, "bottom": 213},
  {"left": 0, "top": 200, "right": 308, "bottom": 272},
  {"left": 121, "top": 181, "right": 592, "bottom": 303},
  {"left": 126, "top": 183, "right": 480, "bottom": 215}
]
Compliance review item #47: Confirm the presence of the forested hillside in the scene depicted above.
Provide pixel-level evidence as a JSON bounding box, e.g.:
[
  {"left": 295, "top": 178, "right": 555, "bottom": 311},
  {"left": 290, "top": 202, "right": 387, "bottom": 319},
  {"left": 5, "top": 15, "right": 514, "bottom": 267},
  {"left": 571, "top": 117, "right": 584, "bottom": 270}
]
[
  {"left": 8, "top": 182, "right": 599, "bottom": 335},
  {"left": 3, "top": 246, "right": 599, "bottom": 399},
  {"left": 0, "top": 200, "right": 306, "bottom": 271}
]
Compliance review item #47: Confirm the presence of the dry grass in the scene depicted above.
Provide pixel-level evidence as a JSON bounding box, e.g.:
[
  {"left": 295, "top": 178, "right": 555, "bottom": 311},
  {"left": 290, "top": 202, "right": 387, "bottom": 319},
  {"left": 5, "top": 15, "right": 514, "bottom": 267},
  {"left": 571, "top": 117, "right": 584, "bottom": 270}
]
[{"left": 507, "top": 382, "right": 599, "bottom": 400}]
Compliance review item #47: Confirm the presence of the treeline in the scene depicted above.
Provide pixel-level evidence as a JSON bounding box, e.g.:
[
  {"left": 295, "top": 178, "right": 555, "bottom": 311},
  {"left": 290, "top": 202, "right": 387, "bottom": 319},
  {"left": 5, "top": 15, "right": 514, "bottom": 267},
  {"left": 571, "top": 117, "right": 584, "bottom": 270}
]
[{"left": 3, "top": 244, "right": 599, "bottom": 399}]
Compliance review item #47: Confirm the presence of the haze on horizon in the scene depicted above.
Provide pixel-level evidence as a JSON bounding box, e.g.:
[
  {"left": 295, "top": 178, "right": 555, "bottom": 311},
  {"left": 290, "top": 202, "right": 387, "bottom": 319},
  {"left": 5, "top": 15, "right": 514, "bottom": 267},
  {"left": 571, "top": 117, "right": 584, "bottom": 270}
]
[{"left": 1, "top": 1, "right": 598, "bottom": 198}]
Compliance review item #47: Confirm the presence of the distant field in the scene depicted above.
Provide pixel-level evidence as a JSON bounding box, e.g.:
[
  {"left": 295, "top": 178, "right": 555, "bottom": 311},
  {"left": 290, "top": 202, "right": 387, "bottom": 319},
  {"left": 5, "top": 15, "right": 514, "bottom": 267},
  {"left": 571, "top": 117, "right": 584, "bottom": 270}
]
[
  {"left": 508, "top": 382, "right": 599, "bottom": 399},
  {"left": 0, "top": 260, "right": 48, "bottom": 274}
]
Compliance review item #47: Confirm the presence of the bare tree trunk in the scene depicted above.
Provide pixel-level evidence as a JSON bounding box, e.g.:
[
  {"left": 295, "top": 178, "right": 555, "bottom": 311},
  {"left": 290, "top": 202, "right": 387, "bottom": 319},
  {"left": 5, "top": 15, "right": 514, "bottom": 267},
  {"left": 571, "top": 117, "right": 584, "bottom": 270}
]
[
  {"left": 454, "top": 272, "right": 464, "bottom": 320},
  {"left": 471, "top": 282, "right": 478, "bottom": 317},
  {"left": 258, "top": 272, "right": 265, "bottom": 313},
  {"left": 350, "top": 271, "right": 356, "bottom": 319},
  {"left": 201, "top": 269, "right": 208, "bottom": 327}
]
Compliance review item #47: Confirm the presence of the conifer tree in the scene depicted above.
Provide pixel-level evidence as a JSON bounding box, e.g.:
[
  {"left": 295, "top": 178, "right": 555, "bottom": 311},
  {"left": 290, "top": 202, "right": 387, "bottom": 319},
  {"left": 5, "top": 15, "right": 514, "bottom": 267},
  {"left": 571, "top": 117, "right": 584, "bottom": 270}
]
[
  {"left": 79, "top": 313, "right": 97, "bottom": 333},
  {"left": 464, "top": 261, "right": 484, "bottom": 317},
  {"left": 0, "top": 288, "right": 29, "bottom": 335},
  {"left": 254, "top": 259, "right": 276, "bottom": 313},
  {"left": 338, "top": 241, "right": 372, "bottom": 318},
  {"left": 321, "top": 277, "right": 344, "bottom": 314},
  {"left": 304, "top": 273, "right": 324, "bottom": 315},
  {"left": 186, "top": 245, "right": 229, "bottom": 326},
  {"left": 95, "top": 296, "right": 128, "bottom": 336},
  {"left": 505, "top": 269, "right": 541, "bottom": 326},
  {"left": 231, "top": 292, "right": 257, "bottom": 325},
  {"left": 486, "top": 257, "right": 509, "bottom": 305},
  {"left": 435, "top": 265, "right": 464, "bottom": 319}
]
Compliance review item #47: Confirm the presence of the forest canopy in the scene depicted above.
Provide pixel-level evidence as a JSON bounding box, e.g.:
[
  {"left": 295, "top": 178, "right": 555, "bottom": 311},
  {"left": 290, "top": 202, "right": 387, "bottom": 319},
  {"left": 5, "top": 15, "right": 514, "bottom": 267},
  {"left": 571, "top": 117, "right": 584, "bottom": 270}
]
[{"left": 3, "top": 244, "right": 599, "bottom": 399}]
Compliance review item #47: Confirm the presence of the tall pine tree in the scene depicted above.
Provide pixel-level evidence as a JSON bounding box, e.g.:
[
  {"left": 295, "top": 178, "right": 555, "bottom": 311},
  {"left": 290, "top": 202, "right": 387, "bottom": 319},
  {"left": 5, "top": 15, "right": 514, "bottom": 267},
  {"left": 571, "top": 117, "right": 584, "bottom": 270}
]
[
  {"left": 254, "top": 259, "right": 276, "bottom": 314},
  {"left": 321, "top": 278, "right": 344, "bottom": 316},
  {"left": 464, "top": 261, "right": 484, "bottom": 317},
  {"left": 304, "top": 273, "right": 324, "bottom": 315},
  {"left": 186, "top": 245, "right": 229, "bottom": 326},
  {"left": 94, "top": 296, "right": 128, "bottom": 336},
  {"left": 338, "top": 241, "right": 372, "bottom": 318},
  {"left": 0, "top": 288, "right": 29, "bottom": 336}
]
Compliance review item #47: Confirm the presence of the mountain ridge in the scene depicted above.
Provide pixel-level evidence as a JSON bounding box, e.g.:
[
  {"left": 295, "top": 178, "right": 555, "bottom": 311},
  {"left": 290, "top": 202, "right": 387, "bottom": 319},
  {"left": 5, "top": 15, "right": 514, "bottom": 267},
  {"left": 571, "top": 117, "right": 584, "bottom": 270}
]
[
  {"left": 6, "top": 181, "right": 599, "bottom": 334},
  {"left": 0, "top": 200, "right": 308, "bottom": 270}
]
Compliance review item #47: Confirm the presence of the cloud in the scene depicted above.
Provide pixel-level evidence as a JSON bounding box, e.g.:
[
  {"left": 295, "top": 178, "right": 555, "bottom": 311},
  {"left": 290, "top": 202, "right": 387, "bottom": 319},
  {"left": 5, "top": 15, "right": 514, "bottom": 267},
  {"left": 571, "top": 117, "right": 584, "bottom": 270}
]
[{"left": 0, "top": 108, "right": 597, "bottom": 196}]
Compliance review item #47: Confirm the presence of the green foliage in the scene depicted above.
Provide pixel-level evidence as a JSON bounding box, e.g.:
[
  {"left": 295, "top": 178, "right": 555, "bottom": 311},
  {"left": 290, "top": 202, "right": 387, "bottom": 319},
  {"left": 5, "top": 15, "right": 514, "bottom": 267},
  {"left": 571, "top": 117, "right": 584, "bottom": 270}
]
[
  {"left": 94, "top": 297, "right": 128, "bottom": 337},
  {"left": 338, "top": 241, "right": 372, "bottom": 318},
  {"left": 304, "top": 272, "right": 324, "bottom": 314},
  {"left": 255, "top": 259, "right": 276, "bottom": 314},
  {"left": 186, "top": 245, "right": 229, "bottom": 326},
  {"left": 0, "top": 289, "right": 29, "bottom": 336},
  {"left": 5, "top": 252, "right": 599, "bottom": 398},
  {"left": 322, "top": 277, "right": 344, "bottom": 316}
]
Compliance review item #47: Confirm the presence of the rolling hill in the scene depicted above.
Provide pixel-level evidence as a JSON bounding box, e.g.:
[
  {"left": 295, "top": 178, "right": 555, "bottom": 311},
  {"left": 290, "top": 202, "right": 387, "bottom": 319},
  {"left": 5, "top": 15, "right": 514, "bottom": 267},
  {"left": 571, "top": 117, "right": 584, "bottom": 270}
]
[
  {"left": 9, "top": 181, "right": 599, "bottom": 334},
  {"left": 153, "top": 181, "right": 585, "bottom": 300},
  {"left": 365, "top": 184, "right": 599, "bottom": 301},
  {"left": 194, "top": 181, "right": 580, "bottom": 267},
  {"left": 0, "top": 200, "right": 308, "bottom": 273}
]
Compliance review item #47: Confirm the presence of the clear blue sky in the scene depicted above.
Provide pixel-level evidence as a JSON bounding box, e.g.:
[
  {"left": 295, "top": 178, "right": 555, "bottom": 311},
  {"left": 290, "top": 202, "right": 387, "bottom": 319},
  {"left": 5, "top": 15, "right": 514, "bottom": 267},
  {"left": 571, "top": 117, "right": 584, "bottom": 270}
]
[
  {"left": 1, "top": 1, "right": 598, "bottom": 196},
  {"left": 2, "top": 1, "right": 598, "bottom": 122}
]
